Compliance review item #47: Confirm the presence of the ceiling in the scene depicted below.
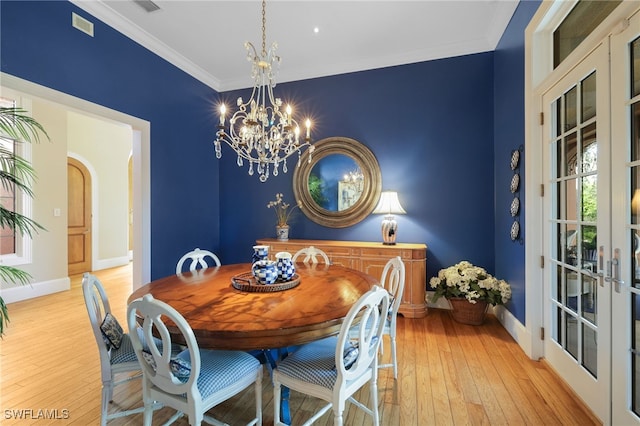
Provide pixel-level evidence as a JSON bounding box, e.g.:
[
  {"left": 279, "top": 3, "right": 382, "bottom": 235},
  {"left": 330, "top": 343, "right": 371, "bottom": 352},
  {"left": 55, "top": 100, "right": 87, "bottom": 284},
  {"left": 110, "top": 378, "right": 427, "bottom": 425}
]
[{"left": 71, "top": 0, "right": 519, "bottom": 92}]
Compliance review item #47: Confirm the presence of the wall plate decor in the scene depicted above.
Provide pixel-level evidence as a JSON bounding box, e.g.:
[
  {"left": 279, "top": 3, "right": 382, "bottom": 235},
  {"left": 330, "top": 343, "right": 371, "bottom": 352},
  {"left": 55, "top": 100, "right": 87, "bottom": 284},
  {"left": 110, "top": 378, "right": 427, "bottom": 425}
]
[
  {"left": 510, "top": 149, "right": 520, "bottom": 170},
  {"left": 510, "top": 197, "right": 520, "bottom": 217},
  {"left": 510, "top": 173, "right": 520, "bottom": 193},
  {"left": 510, "top": 220, "right": 520, "bottom": 241}
]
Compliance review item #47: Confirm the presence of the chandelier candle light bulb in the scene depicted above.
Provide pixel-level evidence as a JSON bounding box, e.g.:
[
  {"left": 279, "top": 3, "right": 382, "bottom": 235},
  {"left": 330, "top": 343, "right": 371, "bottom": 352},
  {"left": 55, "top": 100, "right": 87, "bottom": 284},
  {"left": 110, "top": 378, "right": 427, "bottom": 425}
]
[{"left": 213, "top": 0, "right": 314, "bottom": 182}]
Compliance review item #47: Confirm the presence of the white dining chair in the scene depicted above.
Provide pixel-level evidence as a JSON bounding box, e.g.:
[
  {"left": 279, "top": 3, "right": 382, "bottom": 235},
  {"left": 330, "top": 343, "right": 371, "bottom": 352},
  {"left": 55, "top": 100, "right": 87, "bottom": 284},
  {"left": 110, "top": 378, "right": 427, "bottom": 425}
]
[
  {"left": 175, "top": 248, "right": 221, "bottom": 274},
  {"left": 273, "top": 285, "right": 389, "bottom": 426},
  {"left": 377, "top": 256, "right": 406, "bottom": 379},
  {"left": 127, "top": 294, "right": 263, "bottom": 426},
  {"left": 82, "top": 273, "right": 146, "bottom": 426},
  {"left": 292, "top": 246, "right": 330, "bottom": 265}
]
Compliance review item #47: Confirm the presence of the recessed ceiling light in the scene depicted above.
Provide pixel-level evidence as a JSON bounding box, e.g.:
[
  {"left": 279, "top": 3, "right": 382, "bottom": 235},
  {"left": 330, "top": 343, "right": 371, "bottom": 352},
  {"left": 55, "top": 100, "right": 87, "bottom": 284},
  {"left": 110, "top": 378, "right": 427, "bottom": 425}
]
[{"left": 313, "top": 27, "right": 320, "bottom": 34}]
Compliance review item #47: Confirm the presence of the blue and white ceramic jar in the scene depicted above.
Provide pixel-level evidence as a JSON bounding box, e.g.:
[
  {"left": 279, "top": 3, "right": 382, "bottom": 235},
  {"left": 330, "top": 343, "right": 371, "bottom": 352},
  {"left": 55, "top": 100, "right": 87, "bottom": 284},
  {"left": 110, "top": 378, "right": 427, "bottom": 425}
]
[
  {"left": 252, "top": 245, "right": 269, "bottom": 263},
  {"left": 252, "top": 259, "right": 278, "bottom": 285},
  {"left": 275, "top": 252, "right": 295, "bottom": 281}
]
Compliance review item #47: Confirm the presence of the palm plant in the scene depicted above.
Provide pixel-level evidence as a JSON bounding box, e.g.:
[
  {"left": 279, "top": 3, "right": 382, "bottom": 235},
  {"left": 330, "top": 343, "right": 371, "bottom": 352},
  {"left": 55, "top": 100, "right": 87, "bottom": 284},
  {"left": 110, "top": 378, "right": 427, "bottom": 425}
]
[{"left": 0, "top": 107, "right": 48, "bottom": 336}]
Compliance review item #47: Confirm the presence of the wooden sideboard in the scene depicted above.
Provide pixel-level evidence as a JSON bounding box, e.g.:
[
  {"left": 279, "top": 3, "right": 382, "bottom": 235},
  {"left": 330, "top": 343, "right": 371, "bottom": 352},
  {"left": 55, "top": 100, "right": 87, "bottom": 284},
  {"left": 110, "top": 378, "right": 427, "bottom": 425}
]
[{"left": 256, "top": 238, "right": 427, "bottom": 318}]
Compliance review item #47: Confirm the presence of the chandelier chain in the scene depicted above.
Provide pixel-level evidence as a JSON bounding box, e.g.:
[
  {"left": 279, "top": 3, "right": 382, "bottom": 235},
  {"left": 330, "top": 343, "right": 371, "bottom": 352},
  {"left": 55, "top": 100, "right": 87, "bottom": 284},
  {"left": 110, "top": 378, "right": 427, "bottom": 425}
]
[{"left": 261, "top": 0, "right": 267, "bottom": 57}]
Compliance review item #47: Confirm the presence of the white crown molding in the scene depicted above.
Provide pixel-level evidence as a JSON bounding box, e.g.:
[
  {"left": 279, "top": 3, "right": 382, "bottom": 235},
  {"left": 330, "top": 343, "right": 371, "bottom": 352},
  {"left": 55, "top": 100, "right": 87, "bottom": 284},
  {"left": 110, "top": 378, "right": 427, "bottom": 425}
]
[{"left": 69, "top": 0, "right": 222, "bottom": 92}]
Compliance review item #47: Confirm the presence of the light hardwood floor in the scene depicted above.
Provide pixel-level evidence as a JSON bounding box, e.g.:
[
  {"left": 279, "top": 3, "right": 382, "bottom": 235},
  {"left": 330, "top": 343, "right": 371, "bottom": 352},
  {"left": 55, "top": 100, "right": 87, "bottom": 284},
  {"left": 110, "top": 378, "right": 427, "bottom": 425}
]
[{"left": 0, "top": 264, "right": 600, "bottom": 425}]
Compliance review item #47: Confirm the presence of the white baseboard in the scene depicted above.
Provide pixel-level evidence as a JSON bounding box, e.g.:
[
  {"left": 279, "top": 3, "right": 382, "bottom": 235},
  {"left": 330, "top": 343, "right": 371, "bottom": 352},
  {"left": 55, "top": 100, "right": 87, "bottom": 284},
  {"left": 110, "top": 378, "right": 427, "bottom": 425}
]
[
  {"left": 426, "top": 290, "right": 534, "bottom": 359},
  {"left": 492, "top": 304, "right": 533, "bottom": 358},
  {"left": 94, "top": 256, "right": 131, "bottom": 271},
  {"left": 1, "top": 277, "right": 70, "bottom": 304}
]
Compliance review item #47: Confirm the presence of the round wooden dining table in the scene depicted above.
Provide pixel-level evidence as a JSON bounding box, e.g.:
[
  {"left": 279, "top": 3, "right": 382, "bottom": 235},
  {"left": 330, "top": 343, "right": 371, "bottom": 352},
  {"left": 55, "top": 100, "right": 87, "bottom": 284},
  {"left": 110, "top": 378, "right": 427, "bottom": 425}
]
[{"left": 127, "top": 262, "right": 378, "bottom": 351}]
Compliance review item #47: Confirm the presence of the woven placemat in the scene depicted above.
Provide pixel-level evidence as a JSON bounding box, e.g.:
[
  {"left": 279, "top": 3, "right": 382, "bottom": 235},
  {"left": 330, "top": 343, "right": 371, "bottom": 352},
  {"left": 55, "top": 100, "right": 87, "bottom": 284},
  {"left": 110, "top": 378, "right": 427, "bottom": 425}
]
[{"left": 231, "top": 272, "right": 301, "bottom": 292}]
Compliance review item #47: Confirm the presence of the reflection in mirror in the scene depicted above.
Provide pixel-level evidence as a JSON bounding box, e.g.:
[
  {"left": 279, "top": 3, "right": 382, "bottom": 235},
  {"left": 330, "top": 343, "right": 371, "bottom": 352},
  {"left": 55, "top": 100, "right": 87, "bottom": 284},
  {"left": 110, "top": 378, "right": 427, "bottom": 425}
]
[
  {"left": 293, "top": 136, "right": 381, "bottom": 228},
  {"left": 309, "top": 154, "right": 362, "bottom": 211}
]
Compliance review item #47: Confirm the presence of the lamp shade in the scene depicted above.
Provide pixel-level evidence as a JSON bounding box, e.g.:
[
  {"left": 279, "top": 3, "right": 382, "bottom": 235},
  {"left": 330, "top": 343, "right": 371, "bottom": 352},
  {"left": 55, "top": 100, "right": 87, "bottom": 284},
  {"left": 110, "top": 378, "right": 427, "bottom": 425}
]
[{"left": 373, "top": 191, "right": 406, "bottom": 215}]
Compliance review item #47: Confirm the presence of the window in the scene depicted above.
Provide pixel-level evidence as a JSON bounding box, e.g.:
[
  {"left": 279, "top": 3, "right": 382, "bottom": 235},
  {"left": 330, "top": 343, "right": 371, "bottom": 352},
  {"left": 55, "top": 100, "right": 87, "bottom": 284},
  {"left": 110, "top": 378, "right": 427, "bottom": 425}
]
[
  {"left": 0, "top": 136, "right": 17, "bottom": 255},
  {"left": 553, "top": 1, "right": 621, "bottom": 68},
  {"left": 0, "top": 96, "right": 33, "bottom": 266}
]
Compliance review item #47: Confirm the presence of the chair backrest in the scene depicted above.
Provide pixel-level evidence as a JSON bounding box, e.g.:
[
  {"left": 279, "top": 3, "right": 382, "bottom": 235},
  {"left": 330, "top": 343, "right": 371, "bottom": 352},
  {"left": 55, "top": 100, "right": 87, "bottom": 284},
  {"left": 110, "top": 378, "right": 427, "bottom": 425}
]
[
  {"left": 82, "top": 273, "right": 117, "bottom": 382},
  {"left": 292, "top": 246, "right": 330, "bottom": 264},
  {"left": 335, "top": 286, "right": 389, "bottom": 380},
  {"left": 175, "top": 248, "right": 221, "bottom": 274},
  {"left": 127, "top": 294, "right": 201, "bottom": 398},
  {"left": 380, "top": 256, "right": 406, "bottom": 326}
]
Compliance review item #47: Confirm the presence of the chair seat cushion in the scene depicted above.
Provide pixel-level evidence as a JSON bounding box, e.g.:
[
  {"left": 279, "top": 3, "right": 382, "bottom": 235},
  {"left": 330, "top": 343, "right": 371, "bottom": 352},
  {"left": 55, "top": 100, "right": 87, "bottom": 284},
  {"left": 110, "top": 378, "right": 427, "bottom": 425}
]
[
  {"left": 177, "top": 349, "right": 261, "bottom": 400},
  {"left": 276, "top": 337, "right": 338, "bottom": 389},
  {"left": 109, "top": 333, "right": 138, "bottom": 364}
]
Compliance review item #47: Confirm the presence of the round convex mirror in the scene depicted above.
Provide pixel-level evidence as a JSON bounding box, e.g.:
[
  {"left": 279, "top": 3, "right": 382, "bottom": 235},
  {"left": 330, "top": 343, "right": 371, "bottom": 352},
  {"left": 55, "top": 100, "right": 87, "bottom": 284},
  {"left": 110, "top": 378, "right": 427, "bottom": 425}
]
[{"left": 293, "top": 137, "right": 381, "bottom": 228}]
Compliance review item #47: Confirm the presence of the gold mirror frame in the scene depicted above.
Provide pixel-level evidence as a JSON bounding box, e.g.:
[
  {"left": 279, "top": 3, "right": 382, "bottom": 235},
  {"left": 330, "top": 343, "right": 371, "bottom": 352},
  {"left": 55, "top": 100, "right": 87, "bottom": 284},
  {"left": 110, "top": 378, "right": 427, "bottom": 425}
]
[{"left": 293, "top": 136, "right": 381, "bottom": 228}]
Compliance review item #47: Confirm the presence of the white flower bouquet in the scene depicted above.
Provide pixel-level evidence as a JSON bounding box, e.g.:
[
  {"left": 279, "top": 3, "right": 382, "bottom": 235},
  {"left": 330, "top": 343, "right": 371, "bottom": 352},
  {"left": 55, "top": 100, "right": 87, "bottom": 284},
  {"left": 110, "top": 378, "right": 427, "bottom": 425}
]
[{"left": 429, "top": 261, "right": 511, "bottom": 305}]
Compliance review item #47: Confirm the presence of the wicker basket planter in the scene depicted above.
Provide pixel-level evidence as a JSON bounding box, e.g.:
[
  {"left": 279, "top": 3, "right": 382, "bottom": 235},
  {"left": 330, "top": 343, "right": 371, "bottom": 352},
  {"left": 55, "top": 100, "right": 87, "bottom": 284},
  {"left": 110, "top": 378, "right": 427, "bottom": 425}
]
[{"left": 448, "top": 297, "right": 489, "bottom": 325}]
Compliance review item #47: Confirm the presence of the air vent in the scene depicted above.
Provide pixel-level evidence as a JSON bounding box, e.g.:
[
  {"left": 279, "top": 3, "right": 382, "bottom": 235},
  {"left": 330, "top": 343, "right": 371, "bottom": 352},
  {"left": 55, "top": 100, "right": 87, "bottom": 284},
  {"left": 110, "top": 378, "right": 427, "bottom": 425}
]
[
  {"left": 72, "top": 12, "right": 94, "bottom": 37},
  {"left": 133, "top": 0, "right": 161, "bottom": 13}
]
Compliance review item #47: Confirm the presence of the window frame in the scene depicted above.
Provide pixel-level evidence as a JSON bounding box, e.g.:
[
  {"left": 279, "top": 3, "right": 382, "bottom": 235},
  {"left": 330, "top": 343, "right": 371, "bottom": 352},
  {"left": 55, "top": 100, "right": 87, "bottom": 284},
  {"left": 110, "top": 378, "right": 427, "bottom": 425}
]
[{"left": 0, "top": 96, "right": 34, "bottom": 267}]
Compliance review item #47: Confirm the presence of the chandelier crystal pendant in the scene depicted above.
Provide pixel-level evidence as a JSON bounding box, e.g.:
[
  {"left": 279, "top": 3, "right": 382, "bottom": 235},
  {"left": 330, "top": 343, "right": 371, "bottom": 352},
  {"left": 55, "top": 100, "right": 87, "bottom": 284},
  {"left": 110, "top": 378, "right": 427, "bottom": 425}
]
[{"left": 214, "top": 0, "right": 314, "bottom": 182}]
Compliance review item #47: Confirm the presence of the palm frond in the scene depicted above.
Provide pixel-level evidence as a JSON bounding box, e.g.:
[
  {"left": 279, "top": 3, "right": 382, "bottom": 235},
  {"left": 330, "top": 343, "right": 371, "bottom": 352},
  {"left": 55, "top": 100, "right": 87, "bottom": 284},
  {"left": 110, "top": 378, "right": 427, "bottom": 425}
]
[
  {"left": 0, "top": 298, "right": 8, "bottom": 337},
  {"left": 0, "top": 265, "right": 32, "bottom": 286},
  {"left": 0, "top": 107, "right": 49, "bottom": 143},
  {"left": 0, "top": 208, "right": 46, "bottom": 236},
  {"left": 0, "top": 266, "right": 33, "bottom": 338},
  {"left": 0, "top": 107, "right": 49, "bottom": 337}
]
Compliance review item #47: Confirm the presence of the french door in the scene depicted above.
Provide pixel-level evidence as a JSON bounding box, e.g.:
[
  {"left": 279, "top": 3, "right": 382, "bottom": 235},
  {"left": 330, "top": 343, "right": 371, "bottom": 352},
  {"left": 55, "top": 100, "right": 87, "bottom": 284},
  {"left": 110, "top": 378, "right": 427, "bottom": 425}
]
[
  {"left": 611, "top": 10, "right": 640, "bottom": 425},
  {"left": 542, "top": 9, "right": 640, "bottom": 424},
  {"left": 543, "top": 40, "right": 611, "bottom": 421}
]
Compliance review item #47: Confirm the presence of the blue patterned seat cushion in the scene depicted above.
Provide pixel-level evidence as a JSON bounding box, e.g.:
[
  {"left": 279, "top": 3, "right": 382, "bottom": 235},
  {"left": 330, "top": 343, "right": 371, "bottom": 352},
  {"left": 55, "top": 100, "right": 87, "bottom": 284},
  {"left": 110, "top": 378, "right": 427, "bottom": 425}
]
[
  {"left": 109, "top": 333, "right": 138, "bottom": 364},
  {"left": 277, "top": 337, "right": 339, "bottom": 389},
  {"left": 175, "top": 349, "right": 261, "bottom": 399}
]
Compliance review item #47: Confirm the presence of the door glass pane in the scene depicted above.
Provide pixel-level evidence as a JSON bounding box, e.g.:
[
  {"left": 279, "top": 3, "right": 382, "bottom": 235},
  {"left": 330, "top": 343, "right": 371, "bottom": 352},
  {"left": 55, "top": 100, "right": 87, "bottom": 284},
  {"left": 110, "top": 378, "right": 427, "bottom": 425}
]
[
  {"left": 583, "top": 324, "right": 597, "bottom": 377},
  {"left": 581, "top": 123, "right": 597, "bottom": 173},
  {"left": 582, "top": 274, "right": 597, "bottom": 324},
  {"left": 566, "top": 269, "right": 576, "bottom": 308},
  {"left": 566, "top": 178, "right": 578, "bottom": 221},
  {"left": 554, "top": 306, "right": 561, "bottom": 343},
  {"left": 565, "top": 88, "right": 578, "bottom": 131},
  {"left": 631, "top": 103, "right": 640, "bottom": 162},
  {"left": 581, "top": 176, "right": 597, "bottom": 221},
  {"left": 634, "top": 230, "right": 640, "bottom": 284},
  {"left": 566, "top": 132, "right": 578, "bottom": 175},
  {"left": 566, "top": 312, "right": 579, "bottom": 360},
  {"left": 567, "top": 223, "right": 578, "bottom": 265},
  {"left": 556, "top": 138, "right": 563, "bottom": 177},
  {"left": 581, "top": 224, "right": 597, "bottom": 264},
  {"left": 632, "top": 36, "right": 640, "bottom": 98},
  {"left": 633, "top": 166, "right": 640, "bottom": 224},
  {"left": 582, "top": 72, "right": 597, "bottom": 121},
  {"left": 555, "top": 264, "right": 562, "bottom": 302}
]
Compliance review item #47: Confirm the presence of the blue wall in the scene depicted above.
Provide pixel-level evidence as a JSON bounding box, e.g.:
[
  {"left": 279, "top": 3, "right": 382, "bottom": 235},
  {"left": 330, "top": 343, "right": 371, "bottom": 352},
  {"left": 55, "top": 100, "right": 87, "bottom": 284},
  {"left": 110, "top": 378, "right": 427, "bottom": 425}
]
[
  {"left": 493, "top": 0, "right": 541, "bottom": 323},
  {"left": 0, "top": 1, "right": 221, "bottom": 280},
  {"left": 1, "top": 0, "right": 540, "bottom": 324},
  {"left": 219, "top": 56, "right": 497, "bottom": 279}
]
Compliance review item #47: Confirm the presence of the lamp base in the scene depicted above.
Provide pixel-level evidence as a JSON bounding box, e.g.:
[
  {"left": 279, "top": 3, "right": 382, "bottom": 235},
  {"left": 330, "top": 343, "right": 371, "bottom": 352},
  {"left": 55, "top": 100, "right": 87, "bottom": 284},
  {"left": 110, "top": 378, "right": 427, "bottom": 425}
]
[{"left": 380, "top": 214, "right": 398, "bottom": 245}]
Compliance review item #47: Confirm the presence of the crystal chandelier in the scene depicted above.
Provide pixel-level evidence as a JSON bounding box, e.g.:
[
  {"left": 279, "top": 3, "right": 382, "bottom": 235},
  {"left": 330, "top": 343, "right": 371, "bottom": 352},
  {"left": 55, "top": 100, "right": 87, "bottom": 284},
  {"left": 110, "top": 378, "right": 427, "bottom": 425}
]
[{"left": 214, "top": 0, "right": 314, "bottom": 182}]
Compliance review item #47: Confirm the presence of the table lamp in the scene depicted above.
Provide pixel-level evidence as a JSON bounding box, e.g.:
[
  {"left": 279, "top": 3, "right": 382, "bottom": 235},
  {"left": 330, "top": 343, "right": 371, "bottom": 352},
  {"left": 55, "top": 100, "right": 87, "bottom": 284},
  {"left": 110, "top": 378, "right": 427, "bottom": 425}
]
[{"left": 373, "top": 191, "right": 406, "bottom": 245}]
